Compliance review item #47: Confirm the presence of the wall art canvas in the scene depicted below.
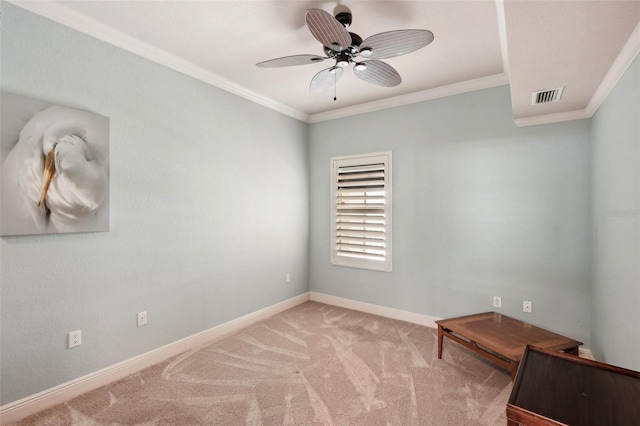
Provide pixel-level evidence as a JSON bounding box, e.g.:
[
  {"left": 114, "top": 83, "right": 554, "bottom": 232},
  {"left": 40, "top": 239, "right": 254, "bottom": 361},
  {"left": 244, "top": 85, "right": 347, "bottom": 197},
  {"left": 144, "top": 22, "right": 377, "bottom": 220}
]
[{"left": 1, "top": 92, "right": 110, "bottom": 236}]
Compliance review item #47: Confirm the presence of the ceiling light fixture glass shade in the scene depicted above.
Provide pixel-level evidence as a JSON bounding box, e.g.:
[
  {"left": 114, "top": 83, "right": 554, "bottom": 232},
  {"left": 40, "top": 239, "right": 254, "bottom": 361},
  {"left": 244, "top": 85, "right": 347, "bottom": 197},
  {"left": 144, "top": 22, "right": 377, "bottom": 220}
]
[
  {"left": 354, "top": 62, "right": 367, "bottom": 71},
  {"left": 360, "top": 47, "right": 373, "bottom": 57},
  {"left": 337, "top": 60, "right": 349, "bottom": 67}
]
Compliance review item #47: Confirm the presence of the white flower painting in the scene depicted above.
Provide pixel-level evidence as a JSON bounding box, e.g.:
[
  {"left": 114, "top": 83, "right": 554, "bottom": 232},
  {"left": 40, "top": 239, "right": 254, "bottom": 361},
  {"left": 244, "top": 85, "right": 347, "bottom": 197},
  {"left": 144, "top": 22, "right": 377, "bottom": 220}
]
[{"left": 1, "top": 92, "right": 109, "bottom": 236}]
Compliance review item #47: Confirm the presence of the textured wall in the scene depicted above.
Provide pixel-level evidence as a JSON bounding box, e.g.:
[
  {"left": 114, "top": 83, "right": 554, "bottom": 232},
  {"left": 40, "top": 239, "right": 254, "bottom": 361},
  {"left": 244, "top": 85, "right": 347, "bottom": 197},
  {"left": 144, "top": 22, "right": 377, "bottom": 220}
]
[
  {"left": 590, "top": 55, "right": 640, "bottom": 370},
  {"left": 0, "top": 4, "right": 309, "bottom": 405},
  {"left": 4, "top": 0, "right": 636, "bottom": 409},
  {"left": 309, "top": 86, "right": 592, "bottom": 345}
]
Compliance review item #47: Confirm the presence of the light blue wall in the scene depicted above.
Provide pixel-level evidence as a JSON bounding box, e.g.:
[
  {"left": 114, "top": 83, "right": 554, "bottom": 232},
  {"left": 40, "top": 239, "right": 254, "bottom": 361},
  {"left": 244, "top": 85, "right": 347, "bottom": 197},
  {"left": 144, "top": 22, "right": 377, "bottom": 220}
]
[
  {"left": 0, "top": 4, "right": 309, "bottom": 405},
  {"left": 590, "top": 55, "right": 640, "bottom": 371},
  {"left": 309, "top": 86, "right": 592, "bottom": 345},
  {"left": 3, "top": 0, "right": 636, "bottom": 409}
]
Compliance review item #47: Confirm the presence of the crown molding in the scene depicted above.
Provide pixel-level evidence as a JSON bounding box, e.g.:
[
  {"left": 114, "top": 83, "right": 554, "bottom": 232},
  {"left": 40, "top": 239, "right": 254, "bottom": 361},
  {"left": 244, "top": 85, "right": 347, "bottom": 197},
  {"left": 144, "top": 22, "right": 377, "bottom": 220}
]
[
  {"left": 10, "top": 1, "right": 638, "bottom": 128},
  {"left": 586, "top": 19, "right": 640, "bottom": 117},
  {"left": 495, "top": 0, "right": 510, "bottom": 77},
  {"left": 11, "top": 0, "right": 505, "bottom": 126},
  {"left": 513, "top": 108, "right": 592, "bottom": 127},
  {"left": 7, "top": 0, "right": 310, "bottom": 123},
  {"left": 11, "top": 0, "right": 504, "bottom": 126},
  {"left": 308, "top": 73, "right": 510, "bottom": 123}
]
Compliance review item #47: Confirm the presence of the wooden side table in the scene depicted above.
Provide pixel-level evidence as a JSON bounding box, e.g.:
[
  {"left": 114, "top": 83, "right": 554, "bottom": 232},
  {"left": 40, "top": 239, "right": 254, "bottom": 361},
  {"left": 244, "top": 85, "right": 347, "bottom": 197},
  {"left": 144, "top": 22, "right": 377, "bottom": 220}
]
[
  {"left": 436, "top": 312, "right": 582, "bottom": 379},
  {"left": 507, "top": 345, "right": 640, "bottom": 425}
]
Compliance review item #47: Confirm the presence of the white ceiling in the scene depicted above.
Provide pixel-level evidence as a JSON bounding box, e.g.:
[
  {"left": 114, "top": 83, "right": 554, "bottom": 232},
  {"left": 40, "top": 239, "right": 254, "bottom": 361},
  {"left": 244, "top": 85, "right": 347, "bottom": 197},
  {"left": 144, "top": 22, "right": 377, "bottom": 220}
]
[
  {"left": 506, "top": 0, "right": 640, "bottom": 124},
  {"left": 10, "top": 0, "right": 640, "bottom": 125}
]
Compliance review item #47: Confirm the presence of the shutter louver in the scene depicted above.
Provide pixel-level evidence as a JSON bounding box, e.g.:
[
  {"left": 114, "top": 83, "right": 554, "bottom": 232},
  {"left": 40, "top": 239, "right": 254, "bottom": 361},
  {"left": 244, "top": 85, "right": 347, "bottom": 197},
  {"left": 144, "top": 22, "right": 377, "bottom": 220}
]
[{"left": 335, "top": 162, "right": 387, "bottom": 262}]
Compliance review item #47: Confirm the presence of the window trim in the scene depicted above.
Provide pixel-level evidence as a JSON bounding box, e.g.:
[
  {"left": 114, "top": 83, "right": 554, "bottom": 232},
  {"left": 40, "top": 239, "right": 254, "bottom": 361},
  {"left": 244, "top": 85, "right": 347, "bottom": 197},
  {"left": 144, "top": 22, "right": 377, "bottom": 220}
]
[{"left": 330, "top": 151, "right": 392, "bottom": 272}]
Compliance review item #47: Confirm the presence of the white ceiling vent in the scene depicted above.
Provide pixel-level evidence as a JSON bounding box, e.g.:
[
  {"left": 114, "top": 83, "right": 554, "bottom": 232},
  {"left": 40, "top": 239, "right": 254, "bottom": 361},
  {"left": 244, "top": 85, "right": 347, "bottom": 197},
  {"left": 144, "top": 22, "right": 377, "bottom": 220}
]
[{"left": 531, "top": 87, "right": 564, "bottom": 105}]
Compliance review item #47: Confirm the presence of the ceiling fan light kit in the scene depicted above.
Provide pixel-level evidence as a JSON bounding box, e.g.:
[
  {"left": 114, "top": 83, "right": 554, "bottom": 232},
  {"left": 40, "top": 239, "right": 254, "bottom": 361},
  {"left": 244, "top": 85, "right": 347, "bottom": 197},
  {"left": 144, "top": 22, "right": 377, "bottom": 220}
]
[
  {"left": 359, "top": 48, "right": 373, "bottom": 57},
  {"left": 256, "top": 8, "right": 434, "bottom": 98}
]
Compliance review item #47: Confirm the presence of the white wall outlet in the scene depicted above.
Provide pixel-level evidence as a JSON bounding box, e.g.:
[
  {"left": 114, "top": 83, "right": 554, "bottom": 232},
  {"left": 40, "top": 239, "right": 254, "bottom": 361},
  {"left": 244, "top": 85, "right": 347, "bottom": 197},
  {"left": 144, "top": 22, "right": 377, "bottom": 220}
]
[
  {"left": 68, "top": 330, "right": 81, "bottom": 348},
  {"left": 523, "top": 301, "right": 532, "bottom": 313},
  {"left": 137, "top": 311, "right": 147, "bottom": 326},
  {"left": 493, "top": 296, "right": 502, "bottom": 308},
  {"left": 285, "top": 273, "right": 290, "bottom": 283}
]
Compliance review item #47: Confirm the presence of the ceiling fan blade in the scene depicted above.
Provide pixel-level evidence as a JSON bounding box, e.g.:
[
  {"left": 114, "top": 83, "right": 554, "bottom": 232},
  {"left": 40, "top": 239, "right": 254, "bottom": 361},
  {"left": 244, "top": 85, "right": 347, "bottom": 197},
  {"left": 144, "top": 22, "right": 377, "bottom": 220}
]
[
  {"left": 305, "top": 9, "right": 352, "bottom": 52},
  {"left": 360, "top": 29, "right": 434, "bottom": 59},
  {"left": 310, "top": 67, "right": 344, "bottom": 93},
  {"left": 256, "top": 54, "right": 327, "bottom": 68},
  {"left": 353, "top": 60, "right": 401, "bottom": 87}
]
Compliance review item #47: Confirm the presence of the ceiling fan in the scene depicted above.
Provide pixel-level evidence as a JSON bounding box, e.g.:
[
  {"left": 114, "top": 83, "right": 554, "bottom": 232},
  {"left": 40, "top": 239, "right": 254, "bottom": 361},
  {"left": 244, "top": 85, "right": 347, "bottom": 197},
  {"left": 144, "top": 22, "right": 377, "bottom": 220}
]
[{"left": 256, "top": 8, "right": 434, "bottom": 97}]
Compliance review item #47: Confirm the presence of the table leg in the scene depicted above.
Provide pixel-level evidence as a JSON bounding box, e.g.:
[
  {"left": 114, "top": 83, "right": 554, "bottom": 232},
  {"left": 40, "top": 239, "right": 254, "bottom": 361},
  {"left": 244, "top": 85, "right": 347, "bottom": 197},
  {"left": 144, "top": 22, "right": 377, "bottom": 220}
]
[
  {"left": 437, "top": 325, "right": 443, "bottom": 359},
  {"left": 566, "top": 346, "right": 579, "bottom": 356}
]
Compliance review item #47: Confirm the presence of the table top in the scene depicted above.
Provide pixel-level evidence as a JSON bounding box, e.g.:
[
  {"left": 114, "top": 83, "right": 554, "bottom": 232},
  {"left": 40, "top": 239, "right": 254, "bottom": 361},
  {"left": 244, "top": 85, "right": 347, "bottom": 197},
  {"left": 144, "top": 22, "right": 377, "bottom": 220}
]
[
  {"left": 436, "top": 312, "right": 582, "bottom": 362},
  {"left": 509, "top": 346, "right": 640, "bottom": 425}
]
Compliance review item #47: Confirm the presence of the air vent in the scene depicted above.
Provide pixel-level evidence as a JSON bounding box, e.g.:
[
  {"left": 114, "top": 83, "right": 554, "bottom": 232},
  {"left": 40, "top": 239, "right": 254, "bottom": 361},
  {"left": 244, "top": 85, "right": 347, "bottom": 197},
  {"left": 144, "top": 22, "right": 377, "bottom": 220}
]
[{"left": 531, "top": 87, "right": 564, "bottom": 105}]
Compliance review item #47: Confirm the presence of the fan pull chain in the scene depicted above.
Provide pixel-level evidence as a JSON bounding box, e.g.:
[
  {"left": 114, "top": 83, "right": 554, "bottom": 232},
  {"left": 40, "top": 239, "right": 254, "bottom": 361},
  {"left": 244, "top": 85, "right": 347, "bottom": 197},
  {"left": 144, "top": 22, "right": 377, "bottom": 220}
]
[{"left": 334, "top": 70, "right": 337, "bottom": 101}]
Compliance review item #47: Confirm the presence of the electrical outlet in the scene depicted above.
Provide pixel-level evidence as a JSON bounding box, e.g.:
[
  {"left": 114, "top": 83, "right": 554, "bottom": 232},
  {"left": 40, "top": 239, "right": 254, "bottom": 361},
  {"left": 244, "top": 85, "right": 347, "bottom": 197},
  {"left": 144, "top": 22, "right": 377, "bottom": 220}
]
[
  {"left": 493, "top": 296, "right": 502, "bottom": 308},
  {"left": 68, "top": 330, "right": 81, "bottom": 348},
  {"left": 285, "top": 273, "right": 290, "bottom": 283},
  {"left": 523, "top": 301, "right": 532, "bottom": 313},
  {"left": 137, "top": 311, "right": 147, "bottom": 326}
]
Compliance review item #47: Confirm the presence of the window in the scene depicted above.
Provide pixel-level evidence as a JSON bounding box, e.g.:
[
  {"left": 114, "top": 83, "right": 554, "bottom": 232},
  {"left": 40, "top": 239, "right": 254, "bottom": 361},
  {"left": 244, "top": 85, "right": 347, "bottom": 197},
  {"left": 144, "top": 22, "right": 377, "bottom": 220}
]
[{"left": 331, "top": 151, "right": 392, "bottom": 272}]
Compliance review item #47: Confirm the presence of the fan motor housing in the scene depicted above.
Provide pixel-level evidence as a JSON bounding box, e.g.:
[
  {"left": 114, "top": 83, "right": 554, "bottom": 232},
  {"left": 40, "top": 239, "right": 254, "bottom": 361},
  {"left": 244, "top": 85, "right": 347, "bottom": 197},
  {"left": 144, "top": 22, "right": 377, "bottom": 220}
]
[{"left": 323, "top": 32, "right": 362, "bottom": 58}]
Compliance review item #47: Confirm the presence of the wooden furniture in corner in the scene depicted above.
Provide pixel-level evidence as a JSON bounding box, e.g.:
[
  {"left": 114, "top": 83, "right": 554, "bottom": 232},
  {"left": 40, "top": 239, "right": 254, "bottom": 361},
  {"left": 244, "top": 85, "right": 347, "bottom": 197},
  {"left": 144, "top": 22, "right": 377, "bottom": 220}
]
[
  {"left": 507, "top": 345, "right": 640, "bottom": 425},
  {"left": 436, "top": 312, "right": 582, "bottom": 379}
]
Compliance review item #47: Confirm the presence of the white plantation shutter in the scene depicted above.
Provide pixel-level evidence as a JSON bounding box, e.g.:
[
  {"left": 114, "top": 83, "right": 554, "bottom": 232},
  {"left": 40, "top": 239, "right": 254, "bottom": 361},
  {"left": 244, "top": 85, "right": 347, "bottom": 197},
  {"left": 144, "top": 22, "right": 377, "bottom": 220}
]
[{"left": 331, "top": 152, "right": 392, "bottom": 271}]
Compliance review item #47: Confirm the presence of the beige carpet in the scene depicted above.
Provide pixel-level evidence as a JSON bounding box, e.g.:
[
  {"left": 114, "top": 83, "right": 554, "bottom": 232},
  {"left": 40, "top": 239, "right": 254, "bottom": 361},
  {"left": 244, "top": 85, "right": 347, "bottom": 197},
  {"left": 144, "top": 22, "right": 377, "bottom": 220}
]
[{"left": 13, "top": 301, "right": 512, "bottom": 425}]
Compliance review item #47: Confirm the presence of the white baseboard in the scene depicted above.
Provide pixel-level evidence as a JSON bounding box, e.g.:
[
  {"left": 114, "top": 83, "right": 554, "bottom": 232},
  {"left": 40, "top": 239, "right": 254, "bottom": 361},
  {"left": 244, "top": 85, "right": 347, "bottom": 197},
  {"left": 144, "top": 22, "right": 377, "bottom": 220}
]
[
  {"left": 1, "top": 291, "right": 596, "bottom": 424},
  {"left": 309, "top": 292, "right": 597, "bottom": 361},
  {"left": 579, "top": 348, "right": 595, "bottom": 360},
  {"left": 309, "top": 291, "right": 439, "bottom": 328},
  {"left": 0, "top": 292, "right": 310, "bottom": 424}
]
